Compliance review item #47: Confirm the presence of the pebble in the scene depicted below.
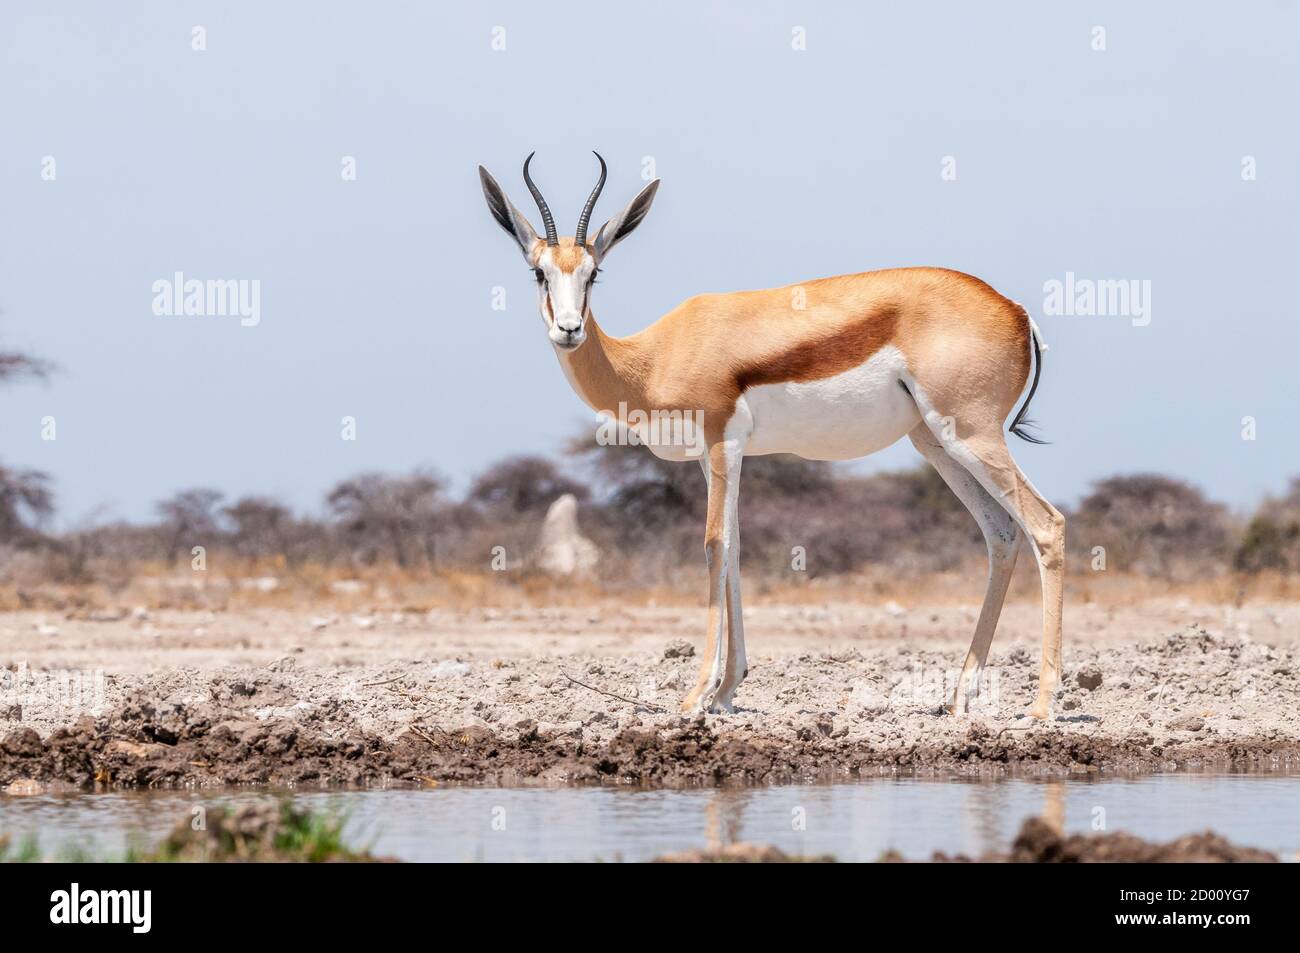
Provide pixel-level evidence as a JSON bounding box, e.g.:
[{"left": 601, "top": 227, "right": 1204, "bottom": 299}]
[
  {"left": 663, "top": 639, "right": 695, "bottom": 659},
  {"left": 1075, "top": 665, "right": 1103, "bottom": 691},
  {"left": 430, "top": 660, "right": 471, "bottom": 678},
  {"left": 1167, "top": 714, "right": 1206, "bottom": 732}
]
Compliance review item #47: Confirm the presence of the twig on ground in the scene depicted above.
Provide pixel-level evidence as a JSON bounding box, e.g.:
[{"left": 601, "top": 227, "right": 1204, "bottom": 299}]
[
  {"left": 997, "top": 723, "right": 1035, "bottom": 739},
  {"left": 386, "top": 685, "right": 429, "bottom": 704},
  {"left": 821, "top": 650, "right": 862, "bottom": 664},
  {"left": 562, "top": 671, "right": 667, "bottom": 713},
  {"left": 361, "top": 675, "right": 406, "bottom": 688},
  {"left": 408, "top": 725, "right": 441, "bottom": 747}
]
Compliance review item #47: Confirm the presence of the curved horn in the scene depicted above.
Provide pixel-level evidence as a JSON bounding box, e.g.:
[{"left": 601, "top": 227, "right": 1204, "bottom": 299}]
[
  {"left": 574, "top": 151, "right": 607, "bottom": 247},
  {"left": 522, "top": 152, "right": 558, "bottom": 246}
]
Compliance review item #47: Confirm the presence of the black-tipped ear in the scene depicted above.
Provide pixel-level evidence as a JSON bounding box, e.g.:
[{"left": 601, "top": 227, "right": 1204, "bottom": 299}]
[
  {"left": 479, "top": 166, "right": 540, "bottom": 260},
  {"left": 592, "top": 179, "right": 659, "bottom": 263}
]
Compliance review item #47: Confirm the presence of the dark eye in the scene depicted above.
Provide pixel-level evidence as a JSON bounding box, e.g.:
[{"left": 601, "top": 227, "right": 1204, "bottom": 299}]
[
  {"left": 533, "top": 268, "right": 545, "bottom": 284},
  {"left": 589, "top": 269, "right": 600, "bottom": 285}
]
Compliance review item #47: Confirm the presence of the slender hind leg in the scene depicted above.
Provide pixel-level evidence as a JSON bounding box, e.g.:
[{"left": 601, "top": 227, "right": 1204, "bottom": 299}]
[
  {"left": 909, "top": 424, "right": 1020, "bottom": 714},
  {"left": 915, "top": 408, "right": 1065, "bottom": 720}
]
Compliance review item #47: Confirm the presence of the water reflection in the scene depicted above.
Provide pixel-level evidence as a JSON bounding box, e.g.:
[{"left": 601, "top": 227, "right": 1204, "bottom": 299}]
[
  {"left": 1041, "top": 779, "right": 1065, "bottom": 834},
  {"left": 1, "top": 773, "right": 1296, "bottom": 862}
]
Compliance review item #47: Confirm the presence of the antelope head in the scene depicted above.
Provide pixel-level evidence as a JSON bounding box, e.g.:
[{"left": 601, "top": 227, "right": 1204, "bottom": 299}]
[{"left": 479, "top": 153, "right": 659, "bottom": 350}]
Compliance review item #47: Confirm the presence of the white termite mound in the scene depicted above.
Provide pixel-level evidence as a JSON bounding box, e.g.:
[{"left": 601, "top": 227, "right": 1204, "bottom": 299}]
[{"left": 535, "top": 493, "right": 599, "bottom": 576}]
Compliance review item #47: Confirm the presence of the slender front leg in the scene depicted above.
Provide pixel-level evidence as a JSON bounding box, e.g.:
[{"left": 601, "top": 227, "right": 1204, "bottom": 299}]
[
  {"left": 682, "top": 439, "right": 744, "bottom": 713},
  {"left": 714, "top": 509, "right": 748, "bottom": 706}
]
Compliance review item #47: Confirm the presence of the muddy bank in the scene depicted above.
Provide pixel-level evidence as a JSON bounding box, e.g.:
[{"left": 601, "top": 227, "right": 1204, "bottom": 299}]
[
  {"left": 3, "top": 610, "right": 1300, "bottom": 789},
  {"left": 6, "top": 707, "right": 1296, "bottom": 791}
]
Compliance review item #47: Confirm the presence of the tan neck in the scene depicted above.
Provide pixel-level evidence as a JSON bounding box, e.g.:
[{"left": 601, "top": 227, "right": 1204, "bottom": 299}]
[{"left": 555, "top": 312, "right": 651, "bottom": 414}]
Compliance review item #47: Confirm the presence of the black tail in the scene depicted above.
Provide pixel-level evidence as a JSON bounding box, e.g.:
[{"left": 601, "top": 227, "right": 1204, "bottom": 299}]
[{"left": 1009, "top": 318, "right": 1048, "bottom": 444}]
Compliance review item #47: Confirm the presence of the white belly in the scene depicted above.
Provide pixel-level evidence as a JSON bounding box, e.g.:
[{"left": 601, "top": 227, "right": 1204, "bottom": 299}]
[{"left": 742, "top": 345, "right": 919, "bottom": 460}]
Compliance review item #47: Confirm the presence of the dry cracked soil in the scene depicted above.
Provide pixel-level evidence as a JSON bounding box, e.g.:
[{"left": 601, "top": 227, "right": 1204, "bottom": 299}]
[{"left": 2, "top": 597, "right": 1299, "bottom": 790}]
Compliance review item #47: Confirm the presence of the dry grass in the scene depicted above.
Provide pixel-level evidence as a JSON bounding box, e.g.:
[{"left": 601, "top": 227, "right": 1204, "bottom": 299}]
[{"left": 2, "top": 556, "right": 1297, "bottom": 615}]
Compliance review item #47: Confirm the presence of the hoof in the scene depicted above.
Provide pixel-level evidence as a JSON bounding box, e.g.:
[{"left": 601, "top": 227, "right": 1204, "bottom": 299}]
[
  {"left": 680, "top": 684, "right": 734, "bottom": 715},
  {"left": 948, "top": 696, "right": 983, "bottom": 717}
]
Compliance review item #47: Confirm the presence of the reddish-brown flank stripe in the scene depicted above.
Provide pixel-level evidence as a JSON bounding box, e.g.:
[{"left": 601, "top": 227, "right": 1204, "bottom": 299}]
[{"left": 735, "top": 304, "right": 901, "bottom": 392}]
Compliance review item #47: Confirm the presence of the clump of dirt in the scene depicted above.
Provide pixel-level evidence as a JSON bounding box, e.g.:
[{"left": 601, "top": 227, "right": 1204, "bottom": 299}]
[{"left": 934, "top": 817, "right": 1278, "bottom": 863}]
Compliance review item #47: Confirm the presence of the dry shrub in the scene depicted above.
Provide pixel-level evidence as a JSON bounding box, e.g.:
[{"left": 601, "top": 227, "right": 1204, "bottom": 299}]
[
  {"left": 1069, "top": 474, "right": 1235, "bottom": 582},
  {"left": 1234, "top": 479, "right": 1300, "bottom": 573},
  {"left": 2, "top": 417, "right": 1298, "bottom": 609}
]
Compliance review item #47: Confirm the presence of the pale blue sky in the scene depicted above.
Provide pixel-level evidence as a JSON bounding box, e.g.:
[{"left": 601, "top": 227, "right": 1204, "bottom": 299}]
[{"left": 1, "top": 1, "right": 1297, "bottom": 524}]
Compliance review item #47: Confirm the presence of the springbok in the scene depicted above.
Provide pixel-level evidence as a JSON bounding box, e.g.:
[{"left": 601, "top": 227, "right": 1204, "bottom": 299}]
[{"left": 479, "top": 154, "right": 1065, "bottom": 719}]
